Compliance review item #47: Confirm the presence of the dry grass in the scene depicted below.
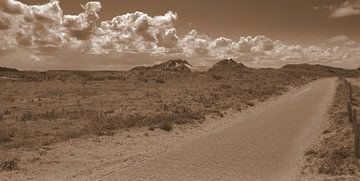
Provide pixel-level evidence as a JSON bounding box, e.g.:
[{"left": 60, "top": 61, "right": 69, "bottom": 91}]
[
  {"left": 302, "top": 78, "right": 360, "bottom": 178},
  {"left": 0, "top": 61, "right": 357, "bottom": 153},
  {"left": 0, "top": 158, "right": 19, "bottom": 172}
]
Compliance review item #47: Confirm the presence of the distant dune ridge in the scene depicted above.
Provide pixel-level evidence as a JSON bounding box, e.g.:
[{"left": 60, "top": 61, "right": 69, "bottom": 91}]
[
  {"left": 129, "top": 59, "right": 359, "bottom": 77},
  {"left": 131, "top": 59, "right": 194, "bottom": 72},
  {"left": 280, "top": 63, "right": 359, "bottom": 77},
  {"left": 209, "top": 59, "right": 250, "bottom": 72},
  {"left": 0, "top": 67, "right": 19, "bottom": 72},
  {"left": 0, "top": 59, "right": 359, "bottom": 79}
]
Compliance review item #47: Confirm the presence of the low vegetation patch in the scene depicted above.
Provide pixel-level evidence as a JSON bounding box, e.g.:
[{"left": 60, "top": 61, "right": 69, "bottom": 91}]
[
  {"left": 90, "top": 109, "right": 203, "bottom": 135},
  {"left": 0, "top": 158, "right": 19, "bottom": 172},
  {"left": 160, "top": 122, "right": 173, "bottom": 132},
  {"left": 2, "top": 61, "right": 355, "bottom": 152},
  {"left": 302, "top": 79, "right": 360, "bottom": 178}
]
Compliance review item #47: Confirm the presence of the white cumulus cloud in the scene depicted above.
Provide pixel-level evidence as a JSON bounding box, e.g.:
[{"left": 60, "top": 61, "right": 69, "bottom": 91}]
[
  {"left": 0, "top": 0, "right": 359, "bottom": 70},
  {"left": 316, "top": 0, "right": 360, "bottom": 18}
]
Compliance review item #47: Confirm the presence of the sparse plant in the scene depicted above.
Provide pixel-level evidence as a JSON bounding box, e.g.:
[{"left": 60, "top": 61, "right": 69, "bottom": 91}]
[
  {"left": 0, "top": 158, "right": 19, "bottom": 172},
  {"left": 144, "top": 91, "right": 152, "bottom": 97},
  {"left": 0, "top": 133, "right": 12, "bottom": 144},
  {"left": 304, "top": 149, "right": 317, "bottom": 156},
  {"left": 155, "top": 77, "right": 166, "bottom": 83},
  {"left": 212, "top": 74, "right": 223, "bottom": 80},
  {"left": 160, "top": 122, "right": 173, "bottom": 132},
  {"left": 219, "top": 83, "right": 232, "bottom": 89},
  {"left": 21, "top": 111, "right": 32, "bottom": 121},
  {"left": 3, "top": 109, "right": 10, "bottom": 115},
  {"left": 246, "top": 102, "right": 255, "bottom": 107},
  {"left": 43, "top": 109, "right": 57, "bottom": 120},
  {"left": 91, "top": 112, "right": 117, "bottom": 136}
]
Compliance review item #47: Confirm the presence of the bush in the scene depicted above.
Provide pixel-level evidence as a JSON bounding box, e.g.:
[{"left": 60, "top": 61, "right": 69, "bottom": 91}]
[
  {"left": 148, "top": 126, "right": 155, "bottom": 131},
  {"left": 0, "top": 158, "right": 19, "bottom": 172},
  {"left": 0, "top": 133, "right": 12, "bottom": 144},
  {"left": 160, "top": 122, "right": 173, "bottom": 132},
  {"left": 155, "top": 78, "right": 166, "bottom": 83},
  {"left": 219, "top": 83, "right": 232, "bottom": 89},
  {"left": 4, "top": 109, "right": 10, "bottom": 115},
  {"left": 91, "top": 112, "right": 117, "bottom": 136},
  {"left": 20, "top": 111, "right": 32, "bottom": 121},
  {"left": 212, "top": 74, "right": 223, "bottom": 80},
  {"left": 246, "top": 102, "right": 255, "bottom": 107}
]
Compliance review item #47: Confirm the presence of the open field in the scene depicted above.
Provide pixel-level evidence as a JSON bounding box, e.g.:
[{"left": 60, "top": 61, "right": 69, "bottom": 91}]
[{"left": 0, "top": 59, "right": 359, "bottom": 179}]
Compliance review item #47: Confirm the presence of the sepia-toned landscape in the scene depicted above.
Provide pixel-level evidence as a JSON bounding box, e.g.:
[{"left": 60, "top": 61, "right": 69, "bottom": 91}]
[
  {"left": 0, "top": 60, "right": 359, "bottom": 180},
  {"left": 1, "top": 0, "right": 360, "bottom": 180}
]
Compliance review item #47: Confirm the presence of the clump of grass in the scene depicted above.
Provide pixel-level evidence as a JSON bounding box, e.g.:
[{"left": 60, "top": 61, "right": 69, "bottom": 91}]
[
  {"left": 160, "top": 122, "right": 173, "bottom": 132},
  {"left": 90, "top": 112, "right": 117, "bottom": 136},
  {"left": 19, "top": 110, "right": 59, "bottom": 122},
  {"left": 304, "top": 149, "right": 318, "bottom": 157},
  {"left": 219, "top": 83, "right": 232, "bottom": 89},
  {"left": 3, "top": 109, "right": 10, "bottom": 115},
  {"left": 246, "top": 101, "right": 255, "bottom": 107},
  {"left": 0, "top": 135, "right": 12, "bottom": 144},
  {"left": 211, "top": 74, "right": 223, "bottom": 80},
  {"left": 0, "top": 130, "right": 13, "bottom": 144},
  {"left": 88, "top": 109, "right": 202, "bottom": 134},
  {"left": 155, "top": 77, "right": 166, "bottom": 83},
  {"left": 20, "top": 111, "right": 32, "bottom": 121},
  {"left": 0, "top": 158, "right": 19, "bottom": 172}
]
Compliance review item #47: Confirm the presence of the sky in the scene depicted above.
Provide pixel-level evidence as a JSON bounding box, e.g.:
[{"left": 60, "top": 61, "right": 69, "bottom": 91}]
[{"left": 0, "top": 0, "right": 360, "bottom": 70}]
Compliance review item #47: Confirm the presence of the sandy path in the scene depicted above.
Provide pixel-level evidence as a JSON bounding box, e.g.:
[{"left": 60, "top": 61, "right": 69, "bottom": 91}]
[{"left": 103, "top": 78, "right": 337, "bottom": 181}]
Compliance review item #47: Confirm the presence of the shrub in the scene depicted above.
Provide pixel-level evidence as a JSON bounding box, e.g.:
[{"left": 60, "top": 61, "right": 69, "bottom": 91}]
[
  {"left": 0, "top": 158, "right": 19, "bottom": 172},
  {"left": 91, "top": 112, "right": 117, "bottom": 136},
  {"left": 3, "top": 109, "right": 10, "bottom": 115},
  {"left": 20, "top": 111, "right": 32, "bottom": 121},
  {"left": 149, "top": 126, "right": 155, "bottom": 131},
  {"left": 160, "top": 122, "right": 173, "bottom": 132},
  {"left": 212, "top": 74, "right": 223, "bottom": 80},
  {"left": 246, "top": 102, "right": 255, "bottom": 107},
  {"left": 304, "top": 149, "right": 317, "bottom": 156},
  {"left": 155, "top": 78, "right": 166, "bottom": 83},
  {"left": 219, "top": 83, "right": 232, "bottom": 89},
  {"left": 0, "top": 133, "right": 12, "bottom": 144}
]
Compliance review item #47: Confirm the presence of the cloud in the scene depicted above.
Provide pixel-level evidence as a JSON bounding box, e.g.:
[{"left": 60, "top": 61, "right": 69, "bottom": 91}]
[
  {"left": 0, "top": 0, "right": 66, "bottom": 53},
  {"left": 330, "top": 1, "right": 360, "bottom": 18},
  {"left": 0, "top": 0, "right": 359, "bottom": 70},
  {"left": 93, "top": 11, "right": 179, "bottom": 55},
  {"left": 0, "top": 15, "right": 10, "bottom": 29},
  {"left": 0, "top": 0, "right": 26, "bottom": 14},
  {"left": 317, "top": 0, "right": 360, "bottom": 18},
  {"left": 63, "top": 1, "right": 101, "bottom": 40},
  {"left": 328, "top": 35, "right": 350, "bottom": 43}
]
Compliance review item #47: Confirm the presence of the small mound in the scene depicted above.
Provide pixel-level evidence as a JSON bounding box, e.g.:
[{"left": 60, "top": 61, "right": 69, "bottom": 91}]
[
  {"left": 281, "top": 63, "right": 360, "bottom": 77},
  {"left": 209, "top": 59, "right": 248, "bottom": 71},
  {"left": 153, "top": 59, "right": 193, "bottom": 72},
  {"left": 131, "top": 59, "right": 194, "bottom": 72},
  {"left": 0, "top": 67, "right": 19, "bottom": 72}
]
